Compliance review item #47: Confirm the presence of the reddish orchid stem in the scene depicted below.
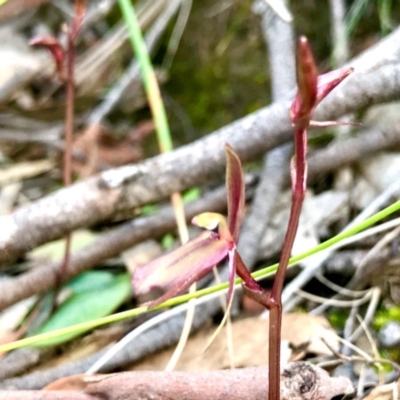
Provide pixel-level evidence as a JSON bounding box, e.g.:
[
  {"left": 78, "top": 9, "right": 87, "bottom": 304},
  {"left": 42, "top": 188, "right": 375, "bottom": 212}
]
[
  {"left": 55, "top": 10, "right": 82, "bottom": 307},
  {"left": 262, "top": 36, "right": 354, "bottom": 400},
  {"left": 63, "top": 32, "right": 75, "bottom": 188},
  {"left": 265, "top": 126, "right": 307, "bottom": 400}
]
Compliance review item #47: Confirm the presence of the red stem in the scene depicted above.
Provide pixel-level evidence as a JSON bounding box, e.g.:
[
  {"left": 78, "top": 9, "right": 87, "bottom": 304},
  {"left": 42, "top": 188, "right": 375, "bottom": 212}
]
[
  {"left": 55, "top": 27, "right": 76, "bottom": 304},
  {"left": 63, "top": 36, "right": 75, "bottom": 188},
  {"left": 265, "top": 127, "right": 307, "bottom": 400}
]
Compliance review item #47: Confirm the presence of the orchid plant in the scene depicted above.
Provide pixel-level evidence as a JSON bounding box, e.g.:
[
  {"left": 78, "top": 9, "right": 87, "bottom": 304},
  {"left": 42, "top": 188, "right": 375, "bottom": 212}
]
[
  {"left": 133, "top": 36, "right": 355, "bottom": 400},
  {"left": 29, "top": 0, "right": 87, "bottom": 310}
]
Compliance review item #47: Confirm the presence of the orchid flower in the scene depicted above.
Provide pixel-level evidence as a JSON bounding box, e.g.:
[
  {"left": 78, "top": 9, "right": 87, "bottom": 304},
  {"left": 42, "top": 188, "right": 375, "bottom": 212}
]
[
  {"left": 29, "top": 0, "right": 86, "bottom": 80},
  {"left": 132, "top": 144, "right": 264, "bottom": 310}
]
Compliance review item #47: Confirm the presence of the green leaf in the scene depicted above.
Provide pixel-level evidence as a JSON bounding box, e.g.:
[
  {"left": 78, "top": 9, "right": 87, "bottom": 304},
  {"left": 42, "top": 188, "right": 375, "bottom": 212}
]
[
  {"left": 66, "top": 271, "right": 115, "bottom": 293},
  {"left": 378, "top": 0, "right": 393, "bottom": 35},
  {"left": 345, "top": 0, "right": 370, "bottom": 37},
  {"left": 32, "top": 274, "right": 131, "bottom": 347}
]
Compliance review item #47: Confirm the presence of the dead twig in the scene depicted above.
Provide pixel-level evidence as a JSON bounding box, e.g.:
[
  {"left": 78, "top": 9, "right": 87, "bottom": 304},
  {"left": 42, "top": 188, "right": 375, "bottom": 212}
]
[{"left": 321, "top": 336, "right": 400, "bottom": 373}]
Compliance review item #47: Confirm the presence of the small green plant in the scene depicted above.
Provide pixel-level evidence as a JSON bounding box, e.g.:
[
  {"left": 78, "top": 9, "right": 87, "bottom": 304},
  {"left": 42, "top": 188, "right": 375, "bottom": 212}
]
[{"left": 133, "top": 36, "right": 355, "bottom": 400}]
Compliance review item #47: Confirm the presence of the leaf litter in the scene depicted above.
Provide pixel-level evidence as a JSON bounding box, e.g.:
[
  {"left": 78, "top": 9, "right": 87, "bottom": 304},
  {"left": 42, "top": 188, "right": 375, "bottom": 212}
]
[{"left": 129, "top": 313, "right": 339, "bottom": 372}]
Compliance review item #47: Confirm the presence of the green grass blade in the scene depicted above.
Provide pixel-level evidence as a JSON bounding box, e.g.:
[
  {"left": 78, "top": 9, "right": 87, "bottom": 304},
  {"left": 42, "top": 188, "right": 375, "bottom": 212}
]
[
  {"left": 1, "top": 198, "right": 399, "bottom": 352},
  {"left": 345, "top": 0, "right": 371, "bottom": 37},
  {"left": 118, "top": 0, "right": 173, "bottom": 152},
  {"left": 378, "top": 0, "right": 393, "bottom": 35}
]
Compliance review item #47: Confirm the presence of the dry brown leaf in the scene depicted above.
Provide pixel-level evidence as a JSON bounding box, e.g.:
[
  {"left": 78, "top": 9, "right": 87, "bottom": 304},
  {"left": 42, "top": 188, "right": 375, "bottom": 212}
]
[
  {"left": 281, "top": 313, "right": 339, "bottom": 355},
  {"left": 72, "top": 122, "right": 153, "bottom": 178},
  {"left": 363, "top": 380, "right": 400, "bottom": 400},
  {"left": 130, "top": 313, "right": 338, "bottom": 371}
]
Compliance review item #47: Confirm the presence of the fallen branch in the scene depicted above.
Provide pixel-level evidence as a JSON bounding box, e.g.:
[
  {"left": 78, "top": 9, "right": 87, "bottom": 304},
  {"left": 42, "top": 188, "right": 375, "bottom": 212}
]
[
  {"left": 306, "top": 124, "right": 400, "bottom": 183},
  {"left": 0, "top": 363, "right": 353, "bottom": 400}
]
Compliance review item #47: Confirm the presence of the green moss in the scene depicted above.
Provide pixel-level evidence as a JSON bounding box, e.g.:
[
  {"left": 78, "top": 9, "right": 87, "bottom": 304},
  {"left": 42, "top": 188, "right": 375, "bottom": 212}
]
[
  {"left": 328, "top": 309, "right": 348, "bottom": 330},
  {"left": 373, "top": 306, "right": 400, "bottom": 330},
  {"left": 164, "top": 0, "right": 270, "bottom": 139}
]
